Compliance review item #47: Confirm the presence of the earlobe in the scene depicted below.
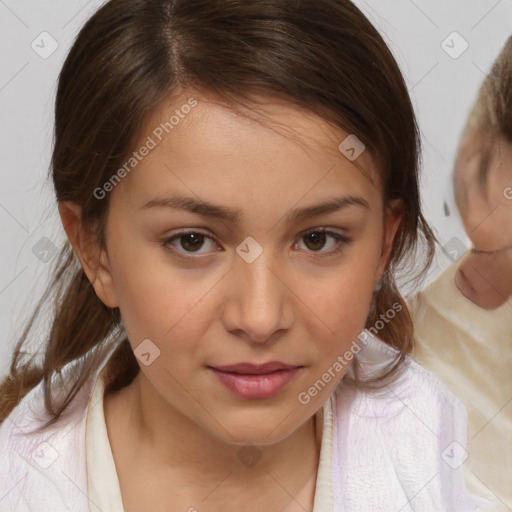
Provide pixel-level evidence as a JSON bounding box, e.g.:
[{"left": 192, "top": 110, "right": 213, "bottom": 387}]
[{"left": 57, "top": 201, "right": 119, "bottom": 308}]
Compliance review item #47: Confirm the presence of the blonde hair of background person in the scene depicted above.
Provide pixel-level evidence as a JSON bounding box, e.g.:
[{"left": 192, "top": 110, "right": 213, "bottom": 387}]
[
  {"left": 0, "top": 1, "right": 496, "bottom": 511},
  {"left": 410, "top": 35, "right": 512, "bottom": 512}
]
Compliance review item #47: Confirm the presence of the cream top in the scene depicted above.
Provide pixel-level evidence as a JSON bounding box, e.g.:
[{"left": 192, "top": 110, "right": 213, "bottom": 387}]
[
  {"left": 409, "top": 257, "right": 512, "bottom": 511},
  {"left": 85, "top": 365, "right": 335, "bottom": 511}
]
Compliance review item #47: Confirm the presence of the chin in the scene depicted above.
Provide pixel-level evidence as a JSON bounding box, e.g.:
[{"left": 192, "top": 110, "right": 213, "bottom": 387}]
[
  {"left": 471, "top": 294, "right": 508, "bottom": 310},
  {"left": 455, "top": 268, "right": 508, "bottom": 309},
  {"left": 206, "top": 409, "right": 311, "bottom": 447}
]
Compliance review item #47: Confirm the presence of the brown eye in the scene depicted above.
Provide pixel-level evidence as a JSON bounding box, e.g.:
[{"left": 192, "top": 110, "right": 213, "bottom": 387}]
[
  {"left": 179, "top": 233, "right": 205, "bottom": 252},
  {"left": 296, "top": 229, "right": 350, "bottom": 255},
  {"left": 303, "top": 231, "right": 327, "bottom": 251},
  {"left": 162, "top": 230, "right": 219, "bottom": 256}
]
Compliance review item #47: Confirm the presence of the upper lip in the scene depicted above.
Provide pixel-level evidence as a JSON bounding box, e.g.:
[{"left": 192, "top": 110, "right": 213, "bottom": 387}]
[{"left": 209, "top": 362, "right": 301, "bottom": 375}]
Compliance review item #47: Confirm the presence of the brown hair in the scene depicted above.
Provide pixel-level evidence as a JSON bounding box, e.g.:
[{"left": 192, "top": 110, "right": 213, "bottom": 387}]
[{"left": 0, "top": 0, "right": 435, "bottom": 432}]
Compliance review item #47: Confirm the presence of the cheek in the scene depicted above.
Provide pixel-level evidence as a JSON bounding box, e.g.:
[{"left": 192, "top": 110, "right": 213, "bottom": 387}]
[
  {"left": 107, "top": 213, "right": 382, "bottom": 359},
  {"left": 298, "top": 236, "right": 381, "bottom": 351},
  {"left": 106, "top": 232, "right": 213, "bottom": 347}
]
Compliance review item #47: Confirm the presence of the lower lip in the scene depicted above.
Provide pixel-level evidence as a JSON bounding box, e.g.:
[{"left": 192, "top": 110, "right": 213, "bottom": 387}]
[{"left": 208, "top": 367, "right": 301, "bottom": 399}]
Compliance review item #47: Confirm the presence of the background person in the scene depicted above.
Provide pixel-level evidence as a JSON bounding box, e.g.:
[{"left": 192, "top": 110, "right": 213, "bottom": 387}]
[{"left": 410, "top": 35, "right": 512, "bottom": 512}]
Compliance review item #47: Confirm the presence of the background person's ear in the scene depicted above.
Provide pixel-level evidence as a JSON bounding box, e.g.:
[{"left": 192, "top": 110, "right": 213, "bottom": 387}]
[
  {"left": 375, "top": 199, "right": 404, "bottom": 282},
  {"left": 58, "top": 201, "right": 119, "bottom": 308}
]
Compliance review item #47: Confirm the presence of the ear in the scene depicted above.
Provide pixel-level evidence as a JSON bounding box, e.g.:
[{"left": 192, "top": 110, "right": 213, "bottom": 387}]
[
  {"left": 58, "top": 201, "right": 119, "bottom": 308},
  {"left": 375, "top": 199, "right": 403, "bottom": 283}
]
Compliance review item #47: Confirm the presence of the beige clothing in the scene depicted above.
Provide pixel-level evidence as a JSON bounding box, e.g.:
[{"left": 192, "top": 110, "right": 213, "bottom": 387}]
[{"left": 409, "top": 258, "right": 512, "bottom": 511}]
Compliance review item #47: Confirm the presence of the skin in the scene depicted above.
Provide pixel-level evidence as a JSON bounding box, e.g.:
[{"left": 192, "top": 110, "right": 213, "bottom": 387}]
[
  {"left": 59, "top": 92, "right": 402, "bottom": 511},
  {"left": 453, "top": 129, "right": 512, "bottom": 309}
]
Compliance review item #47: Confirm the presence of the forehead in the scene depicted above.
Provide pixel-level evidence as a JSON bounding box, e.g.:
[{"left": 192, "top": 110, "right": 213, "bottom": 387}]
[
  {"left": 159, "top": 93, "right": 377, "bottom": 160},
  {"left": 111, "top": 92, "right": 384, "bottom": 221}
]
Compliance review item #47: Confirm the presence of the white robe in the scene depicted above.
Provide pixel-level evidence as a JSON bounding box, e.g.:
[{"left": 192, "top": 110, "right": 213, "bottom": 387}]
[{"left": 0, "top": 330, "right": 495, "bottom": 511}]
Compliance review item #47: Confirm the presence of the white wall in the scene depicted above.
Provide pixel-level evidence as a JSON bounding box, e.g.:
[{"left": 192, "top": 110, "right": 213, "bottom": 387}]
[{"left": 1, "top": 0, "right": 510, "bottom": 377}]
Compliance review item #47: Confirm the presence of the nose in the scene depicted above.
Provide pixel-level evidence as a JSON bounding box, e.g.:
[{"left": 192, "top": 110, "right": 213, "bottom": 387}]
[{"left": 221, "top": 250, "right": 294, "bottom": 343}]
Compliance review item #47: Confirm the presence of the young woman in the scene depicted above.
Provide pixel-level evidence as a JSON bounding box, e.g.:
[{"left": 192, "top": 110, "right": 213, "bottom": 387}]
[{"left": 0, "top": 0, "right": 496, "bottom": 510}]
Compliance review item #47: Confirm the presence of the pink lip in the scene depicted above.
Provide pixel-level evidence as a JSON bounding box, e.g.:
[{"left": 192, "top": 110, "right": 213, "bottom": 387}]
[
  {"left": 208, "top": 365, "right": 302, "bottom": 399},
  {"left": 211, "top": 361, "right": 299, "bottom": 374}
]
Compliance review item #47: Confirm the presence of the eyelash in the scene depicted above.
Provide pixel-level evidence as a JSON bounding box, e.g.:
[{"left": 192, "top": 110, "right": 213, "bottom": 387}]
[{"left": 161, "top": 228, "right": 351, "bottom": 259}]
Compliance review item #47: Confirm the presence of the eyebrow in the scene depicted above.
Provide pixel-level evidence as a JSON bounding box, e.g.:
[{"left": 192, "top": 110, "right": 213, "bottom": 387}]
[{"left": 141, "top": 194, "right": 371, "bottom": 223}]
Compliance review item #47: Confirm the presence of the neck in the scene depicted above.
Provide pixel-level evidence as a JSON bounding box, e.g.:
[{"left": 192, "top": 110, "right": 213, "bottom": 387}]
[{"left": 105, "top": 369, "right": 324, "bottom": 509}]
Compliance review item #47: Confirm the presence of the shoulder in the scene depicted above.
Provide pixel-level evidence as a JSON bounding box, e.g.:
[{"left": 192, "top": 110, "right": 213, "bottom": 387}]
[
  {"left": 334, "top": 333, "right": 469, "bottom": 457},
  {"left": 0, "top": 352, "right": 111, "bottom": 511},
  {"left": 339, "top": 328, "right": 466, "bottom": 415},
  {"left": 331, "top": 332, "right": 496, "bottom": 512}
]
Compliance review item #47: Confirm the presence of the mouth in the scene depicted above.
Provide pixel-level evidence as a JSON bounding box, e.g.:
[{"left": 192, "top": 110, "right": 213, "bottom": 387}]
[
  {"left": 207, "top": 363, "right": 303, "bottom": 399},
  {"left": 208, "top": 361, "right": 302, "bottom": 375}
]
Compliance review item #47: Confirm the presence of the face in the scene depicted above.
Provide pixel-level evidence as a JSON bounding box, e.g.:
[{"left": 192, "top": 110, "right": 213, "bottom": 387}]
[
  {"left": 88, "top": 93, "right": 399, "bottom": 446},
  {"left": 454, "top": 130, "right": 512, "bottom": 309}
]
